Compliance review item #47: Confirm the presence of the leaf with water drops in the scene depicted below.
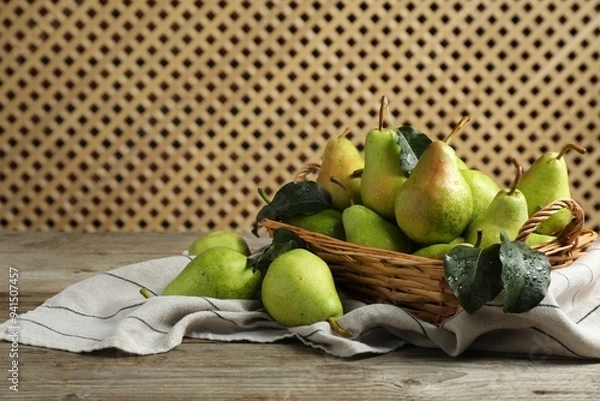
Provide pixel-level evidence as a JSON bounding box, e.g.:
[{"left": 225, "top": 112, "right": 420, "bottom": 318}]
[
  {"left": 395, "top": 126, "right": 432, "bottom": 177},
  {"left": 443, "top": 244, "right": 504, "bottom": 314},
  {"left": 499, "top": 232, "right": 552, "bottom": 313},
  {"left": 253, "top": 180, "right": 332, "bottom": 236}
]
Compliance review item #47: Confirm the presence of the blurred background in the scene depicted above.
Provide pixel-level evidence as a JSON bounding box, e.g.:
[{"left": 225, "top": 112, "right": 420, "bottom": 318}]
[{"left": 0, "top": 0, "right": 598, "bottom": 232}]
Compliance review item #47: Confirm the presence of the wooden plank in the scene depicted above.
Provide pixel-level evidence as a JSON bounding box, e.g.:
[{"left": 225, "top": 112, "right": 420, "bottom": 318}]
[
  {"left": 3, "top": 341, "right": 599, "bottom": 400},
  {"left": 0, "top": 232, "right": 270, "bottom": 255},
  {"left": 0, "top": 232, "right": 270, "bottom": 297}
]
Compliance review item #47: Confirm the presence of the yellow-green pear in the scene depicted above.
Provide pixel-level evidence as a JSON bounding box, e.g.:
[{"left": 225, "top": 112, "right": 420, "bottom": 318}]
[
  {"left": 261, "top": 249, "right": 343, "bottom": 327},
  {"left": 414, "top": 240, "right": 473, "bottom": 260},
  {"left": 460, "top": 169, "right": 501, "bottom": 224},
  {"left": 315, "top": 128, "right": 364, "bottom": 211},
  {"left": 360, "top": 96, "right": 407, "bottom": 220},
  {"left": 394, "top": 119, "right": 473, "bottom": 245},
  {"left": 457, "top": 158, "right": 469, "bottom": 170},
  {"left": 283, "top": 209, "right": 345, "bottom": 240},
  {"left": 525, "top": 233, "right": 556, "bottom": 247},
  {"left": 517, "top": 144, "right": 586, "bottom": 235},
  {"left": 162, "top": 246, "right": 261, "bottom": 299},
  {"left": 188, "top": 230, "right": 250, "bottom": 256},
  {"left": 343, "top": 204, "right": 413, "bottom": 253},
  {"left": 464, "top": 159, "right": 529, "bottom": 248}
]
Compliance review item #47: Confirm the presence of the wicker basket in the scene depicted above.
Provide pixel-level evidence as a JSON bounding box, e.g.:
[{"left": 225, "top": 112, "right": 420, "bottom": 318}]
[{"left": 259, "top": 197, "right": 597, "bottom": 325}]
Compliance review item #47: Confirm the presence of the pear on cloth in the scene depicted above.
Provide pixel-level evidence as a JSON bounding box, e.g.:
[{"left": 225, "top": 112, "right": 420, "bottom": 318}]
[{"left": 162, "top": 246, "right": 261, "bottom": 300}]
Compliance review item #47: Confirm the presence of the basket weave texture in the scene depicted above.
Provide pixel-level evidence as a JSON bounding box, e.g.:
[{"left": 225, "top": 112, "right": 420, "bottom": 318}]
[{"left": 260, "top": 197, "right": 597, "bottom": 325}]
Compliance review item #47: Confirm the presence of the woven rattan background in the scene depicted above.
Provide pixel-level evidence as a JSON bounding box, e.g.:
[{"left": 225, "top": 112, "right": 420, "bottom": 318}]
[{"left": 1, "top": 1, "right": 599, "bottom": 232}]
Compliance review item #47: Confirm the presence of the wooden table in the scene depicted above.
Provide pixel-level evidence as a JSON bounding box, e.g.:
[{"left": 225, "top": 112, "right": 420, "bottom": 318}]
[{"left": 1, "top": 232, "right": 599, "bottom": 400}]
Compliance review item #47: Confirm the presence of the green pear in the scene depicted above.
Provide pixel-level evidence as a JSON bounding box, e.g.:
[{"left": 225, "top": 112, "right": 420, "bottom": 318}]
[
  {"left": 261, "top": 249, "right": 343, "bottom": 327},
  {"left": 162, "top": 246, "right": 261, "bottom": 299},
  {"left": 188, "top": 230, "right": 250, "bottom": 256},
  {"left": 360, "top": 96, "right": 407, "bottom": 220},
  {"left": 394, "top": 123, "right": 473, "bottom": 245},
  {"left": 315, "top": 128, "right": 364, "bottom": 211},
  {"left": 465, "top": 159, "right": 529, "bottom": 248},
  {"left": 517, "top": 144, "right": 586, "bottom": 235},
  {"left": 460, "top": 169, "right": 500, "bottom": 224},
  {"left": 342, "top": 204, "right": 413, "bottom": 253},
  {"left": 525, "top": 233, "right": 556, "bottom": 247},
  {"left": 413, "top": 238, "right": 472, "bottom": 260},
  {"left": 282, "top": 209, "right": 345, "bottom": 240}
]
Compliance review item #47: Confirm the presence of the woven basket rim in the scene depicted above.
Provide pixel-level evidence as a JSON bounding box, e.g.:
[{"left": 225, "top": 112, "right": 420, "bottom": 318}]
[
  {"left": 258, "top": 198, "right": 597, "bottom": 325},
  {"left": 259, "top": 198, "right": 597, "bottom": 267}
]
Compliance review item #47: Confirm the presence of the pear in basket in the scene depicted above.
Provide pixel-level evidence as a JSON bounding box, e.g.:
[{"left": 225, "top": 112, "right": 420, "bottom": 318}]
[
  {"left": 464, "top": 159, "right": 529, "bottom": 248},
  {"left": 394, "top": 118, "right": 473, "bottom": 245},
  {"left": 360, "top": 96, "right": 406, "bottom": 220},
  {"left": 457, "top": 157, "right": 469, "bottom": 170},
  {"left": 282, "top": 209, "right": 346, "bottom": 240},
  {"left": 342, "top": 204, "right": 413, "bottom": 253},
  {"left": 330, "top": 176, "right": 413, "bottom": 252},
  {"left": 517, "top": 143, "right": 586, "bottom": 235},
  {"left": 413, "top": 237, "right": 472, "bottom": 260},
  {"left": 261, "top": 249, "right": 347, "bottom": 335},
  {"left": 315, "top": 128, "right": 364, "bottom": 211},
  {"left": 525, "top": 233, "right": 556, "bottom": 247},
  {"left": 460, "top": 168, "right": 500, "bottom": 224}
]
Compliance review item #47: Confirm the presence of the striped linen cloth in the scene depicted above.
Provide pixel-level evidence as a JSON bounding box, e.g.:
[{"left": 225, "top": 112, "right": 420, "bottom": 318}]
[{"left": 2, "top": 241, "right": 600, "bottom": 358}]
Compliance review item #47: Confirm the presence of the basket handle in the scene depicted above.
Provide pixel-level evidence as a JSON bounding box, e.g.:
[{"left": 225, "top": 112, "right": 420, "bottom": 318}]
[
  {"left": 515, "top": 198, "right": 585, "bottom": 246},
  {"left": 295, "top": 161, "right": 321, "bottom": 182}
]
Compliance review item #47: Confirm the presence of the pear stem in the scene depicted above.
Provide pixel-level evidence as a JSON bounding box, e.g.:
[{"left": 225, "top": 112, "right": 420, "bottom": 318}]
[
  {"left": 337, "top": 127, "right": 351, "bottom": 139},
  {"left": 139, "top": 287, "right": 153, "bottom": 299},
  {"left": 378, "top": 95, "right": 388, "bottom": 131},
  {"left": 556, "top": 143, "right": 587, "bottom": 159},
  {"left": 377, "top": 95, "right": 397, "bottom": 130},
  {"left": 474, "top": 230, "right": 483, "bottom": 248},
  {"left": 328, "top": 317, "right": 353, "bottom": 338},
  {"left": 329, "top": 176, "right": 354, "bottom": 206},
  {"left": 257, "top": 188, "right": 272, "bottom": 205},
  {"left": 351, "top": 168, "right": 364, "bottom": 178},
  {"left": 508, "top": 158, "right": 522, "bottom": 196},
  {"left": 444, "top": 116, "right": 470, "bottom": 144}
]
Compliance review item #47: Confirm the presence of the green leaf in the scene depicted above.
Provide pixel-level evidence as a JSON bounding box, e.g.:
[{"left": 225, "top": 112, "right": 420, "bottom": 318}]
[
  {"left": 499, "top": 232, "right": 552, "bottom": 313},
  {"left": 444, "top": 244, "right": 504, "bottom": 314},
  {"left": 247, "top": 228, "right": 306, "bottom": 276},
  {"left": 395, "top": 126, "right": 432, "bottom": 177},
  {"left": 253, "top": 180, "right": 332, "bottom": 236}
]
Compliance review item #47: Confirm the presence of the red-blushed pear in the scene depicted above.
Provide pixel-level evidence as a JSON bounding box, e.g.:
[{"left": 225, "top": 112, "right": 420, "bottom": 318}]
[
  {"left": 517, "top": 143, "right": 587, "bottom": 235},
  {"left": 394, "top": 117, "right": 473, "bottom": 245}
]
